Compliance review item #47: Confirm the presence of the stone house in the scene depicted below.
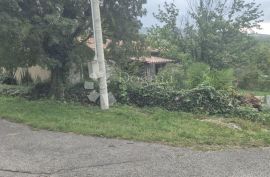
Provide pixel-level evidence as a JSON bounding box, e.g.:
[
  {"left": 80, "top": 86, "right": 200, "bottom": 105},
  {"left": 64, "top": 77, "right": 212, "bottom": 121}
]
[
  {"left": 3, "top": 38, "right": 174, "bottom": 84},
  {"left": 131, "top": 50, "right": 174, "bottom": 79}
]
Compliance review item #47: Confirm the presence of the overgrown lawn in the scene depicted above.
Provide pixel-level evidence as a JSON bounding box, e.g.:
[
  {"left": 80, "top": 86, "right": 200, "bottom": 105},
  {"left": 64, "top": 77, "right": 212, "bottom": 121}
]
[
  {"left": 239, "top": 89, "right": 270, "bottom": 96},
  {"left": 0, "top": 96, "right": 270, "bottom": 149}
]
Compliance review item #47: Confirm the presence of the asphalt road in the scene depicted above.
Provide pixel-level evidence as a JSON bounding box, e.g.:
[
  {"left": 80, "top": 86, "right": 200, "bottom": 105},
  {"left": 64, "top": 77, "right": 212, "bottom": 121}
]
[{"left": 1, "top": 119, "right": 270, "bottom": 177}]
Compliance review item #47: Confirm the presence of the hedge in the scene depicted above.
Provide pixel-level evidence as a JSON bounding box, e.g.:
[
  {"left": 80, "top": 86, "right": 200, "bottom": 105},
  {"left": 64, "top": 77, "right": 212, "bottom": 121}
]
[{"left": 109, "top": 81, "right": 240, "bottom": 114}]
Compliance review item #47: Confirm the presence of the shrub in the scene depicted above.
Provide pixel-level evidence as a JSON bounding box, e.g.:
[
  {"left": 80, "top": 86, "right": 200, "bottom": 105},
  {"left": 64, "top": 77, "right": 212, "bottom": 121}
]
[
  {"left": 64, "top": 83, "right": 96, "bottom": 105},
  {"left": 29, "top": 82, "right": 51, "bottom": 99},
  {"left": 157, "top": 64, "right": 188, "bottom": 89},
  {"left": 157, "top": 63, "right": 235, "bottom": 90},
  {"left": 204, "top": 69, "right": 235, "bottom": 90},
  {"left": 232, "top": 107, "right": 266, "bottom": 122},
  {"left": 186, "top": 62, "right": 210, "bottom": 88},
  {"left": 29, "top": 82, "right": 96, "bottom": 104},
  {"left": 110, "top": 79, "right": 239, "bottom": 114},
  {"left": 236, "top": 66, "right": 270, "bottom": 91},
  {"left": 237, "top": 68, "right": 259, "bottom": 90},
  {"left": 110, "top": 78, "right": 269, "bottom": 122},
  {"left": 0, "top": 85, "right": 29, "bottom": 97},
  {"left": 109, "top": 77, "right": 130, "bottom": 104},
  {"left": 0, "top": 73, "right": 17, "bottom": 85},
  {"left": 239, "top": 94, "right": 262, "bottom": 111},
  {"left": 0, "top": 73, "right": 6, "bottom": 83},
  {"left": 258, "top": 75, "right": 270, "bottom": 91}
]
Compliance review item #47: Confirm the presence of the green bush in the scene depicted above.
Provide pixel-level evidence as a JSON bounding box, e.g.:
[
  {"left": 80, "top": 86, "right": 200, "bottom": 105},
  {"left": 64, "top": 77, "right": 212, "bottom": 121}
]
[
  {"left": 110, "top": 78, "right": 269, "bottom": 122},
  {"left": 204, "top": 69, "right": 235, "bottom": 90},
  {"left": 258, "top": 76, "right": 270, "bottom": 91},
  {"left": 0, "top": 73, "right": 6, "bottom": 83},
  {"left": 110, "top": 79, "right": 239, "bottom": 114},
  {"left": 29, "top": 82, "right": 97, "bottom": 105},
  {"left": 186, "top": 62, "right": 210, "bottom": 88},
  {"left": 232, "top": 107, "right": 267, "bottom": 122},
  {"left": 29, "top": 82, "right": 51, "bottom": 99},
  {"left": 237, "top": 66, "right": 270, "bottom": 91},
  {"left": 0, "top": 84, "right": 29, "bottom": 97},
  {"left": 0, "top": 73, "right": 17, "bottom": 85},
  {"left": 157, "top": 64, "right": 188, "bottom": 89},
  {"left": 109, "top": 77, "right": 130, "bottom": 104},
  {"left": 64, "top": 83, "right": 96, "bottom": 105},
  {"left": 157, "top": 63, "right": 235, "bottom": 90}
]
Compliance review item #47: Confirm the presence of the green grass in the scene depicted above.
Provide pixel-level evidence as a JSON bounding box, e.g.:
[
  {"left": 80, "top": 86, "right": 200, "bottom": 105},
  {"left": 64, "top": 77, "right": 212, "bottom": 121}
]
[
  {"left": 0, "top": 96, "right": 270, "bottom": 149},
  {"left": 239, "top": 89, "right": 270, "bottom": 96}
]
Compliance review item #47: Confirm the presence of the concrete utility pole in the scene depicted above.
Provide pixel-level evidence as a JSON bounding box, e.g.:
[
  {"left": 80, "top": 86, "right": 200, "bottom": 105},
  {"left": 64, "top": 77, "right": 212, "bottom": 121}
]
[{"left": 90, "top": 0, "right": 109, "bottom": 110}]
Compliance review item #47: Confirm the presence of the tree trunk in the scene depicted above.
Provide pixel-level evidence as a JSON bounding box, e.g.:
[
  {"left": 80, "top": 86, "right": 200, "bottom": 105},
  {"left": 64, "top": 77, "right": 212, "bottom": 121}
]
[{"left": 50, "top": 66, "right": 65, "bottom": 100}]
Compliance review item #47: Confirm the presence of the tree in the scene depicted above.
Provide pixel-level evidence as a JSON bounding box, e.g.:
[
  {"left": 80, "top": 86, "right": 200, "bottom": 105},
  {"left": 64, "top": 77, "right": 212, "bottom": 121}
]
[
  {"left": 188, "top": 0, "right": 263, "bottom": 69},
  {"left": 106, "top": 39, "right": 146, "bottom": 76},
  {"left": 147, "top": 0, "right": 263, "bottom": 69},
  {"left": 146, "top": 2, "right": 186, "bottom": 60},
  {"left": 101, "top": 0, "right": 147, "bottom": 76},
  {"left": 236, "top": 37, "right": 270, "bottom": 90},
  {"left": 0, "top": 0, "right": 94, "bottom": 97},
  {"left": 0, "top": 0, "right": 35, "bottom": 76},
  {"left": 0, "top": 0, "right": 146, "bottom": 97}
]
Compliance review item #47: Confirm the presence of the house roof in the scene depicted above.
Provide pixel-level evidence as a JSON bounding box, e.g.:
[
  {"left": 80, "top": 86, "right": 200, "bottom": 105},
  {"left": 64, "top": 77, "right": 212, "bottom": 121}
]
[
  {"left": 131, "top": 56, "right": 174, "bottom": 64},
  {"left": 80, "top": 37, "right": 175, "bottom": 64}
]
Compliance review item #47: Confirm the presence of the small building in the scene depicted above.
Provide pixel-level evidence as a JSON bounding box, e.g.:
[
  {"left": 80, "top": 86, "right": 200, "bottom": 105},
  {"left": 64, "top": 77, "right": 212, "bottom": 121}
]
[
  {"left": 135, "top": 56, "right": 174, "bottom": 78},
  {"left": 131, "top": 50, "right": 174, "bottom": 79}
]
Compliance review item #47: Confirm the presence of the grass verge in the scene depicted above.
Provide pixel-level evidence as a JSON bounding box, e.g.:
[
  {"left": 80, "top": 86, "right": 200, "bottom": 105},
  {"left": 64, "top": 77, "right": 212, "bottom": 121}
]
[
  {"left": 239, "top": 89, "right": 270, "bottom": 96},
  {"left": 0, "top": 96, "right": 270, "bottom": 149}
]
